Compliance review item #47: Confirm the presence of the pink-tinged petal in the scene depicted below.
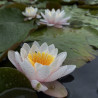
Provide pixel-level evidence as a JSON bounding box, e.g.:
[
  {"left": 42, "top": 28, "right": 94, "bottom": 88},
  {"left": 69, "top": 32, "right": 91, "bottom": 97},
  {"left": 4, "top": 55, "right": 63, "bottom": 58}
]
[
  {"left": 31, "top": 80, "right": 48, "bottom": 92},
  {"left": 45, "top": 65, "right": 76, "bottom": 82},
  {"left": 8, "top": 51, "right": 22, "bottom": 72},
  {"left": 35, "top": 63, "right": 50, "bottom": 82},
  {"left": 43, "top": 81, "right": 68, "bottom": 97},
  {"left": 22, "top": 43, "right": 30, "bottom": 54},
  {"left": 19, "top": 59, "right": 35, "bottom": 80}
]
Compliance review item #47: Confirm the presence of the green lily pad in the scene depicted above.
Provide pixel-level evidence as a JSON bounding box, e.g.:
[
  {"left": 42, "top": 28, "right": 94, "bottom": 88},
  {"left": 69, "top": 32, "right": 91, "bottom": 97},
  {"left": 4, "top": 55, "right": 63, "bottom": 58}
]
[
  {"left": 25, "top": 27, "right": 98, "bottom": 67},
  {"left": 0, "top": 8, "right": 36, "bottom": 61},
  {"left": 63, "top": 6, "right": 98, "bottom": 27},
  {"left": 0, "top": 67, "right": 33, "bottom": 92}
]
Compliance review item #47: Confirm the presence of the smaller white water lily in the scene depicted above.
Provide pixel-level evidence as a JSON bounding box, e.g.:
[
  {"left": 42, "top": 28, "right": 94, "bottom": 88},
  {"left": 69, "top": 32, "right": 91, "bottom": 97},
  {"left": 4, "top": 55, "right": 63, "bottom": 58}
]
[
  {"left": 8, "top": 41, "right": 76, "bottom": 97},
  {"left": 40, "top": 9, "right": 70, "bottom": 28},
  {"left": 22, "top": 6, "right": 38, "bottom": 20}
]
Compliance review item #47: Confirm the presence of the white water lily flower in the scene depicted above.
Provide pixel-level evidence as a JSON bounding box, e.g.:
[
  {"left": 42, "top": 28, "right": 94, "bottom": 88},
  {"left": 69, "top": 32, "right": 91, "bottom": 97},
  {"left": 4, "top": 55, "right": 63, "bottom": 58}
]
[
  {"left": 8, "top": 41, "right": 76, "bottom": 93},
  {"left": 22, "top": 6, "right": 38, "bottom": 20},
  {"left": 40, "top": 9, "right": 70, "bottom": 28}
]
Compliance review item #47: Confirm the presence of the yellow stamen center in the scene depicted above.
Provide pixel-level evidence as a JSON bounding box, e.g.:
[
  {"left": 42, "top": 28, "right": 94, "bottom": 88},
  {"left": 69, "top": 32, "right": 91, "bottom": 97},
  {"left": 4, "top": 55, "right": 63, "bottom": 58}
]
[{"left": 28, "top": 52, "right": 54, "bottom": 66}]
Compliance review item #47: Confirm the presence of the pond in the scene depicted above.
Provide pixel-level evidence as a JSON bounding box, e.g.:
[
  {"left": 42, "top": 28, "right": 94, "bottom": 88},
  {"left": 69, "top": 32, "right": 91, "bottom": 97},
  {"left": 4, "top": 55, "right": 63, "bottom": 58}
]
[
  {"left": 38, "top": 56, "right": 98, "bottom": 98},
  {"left": 0, "top": 0, "right": 98, "bottom": 98}
]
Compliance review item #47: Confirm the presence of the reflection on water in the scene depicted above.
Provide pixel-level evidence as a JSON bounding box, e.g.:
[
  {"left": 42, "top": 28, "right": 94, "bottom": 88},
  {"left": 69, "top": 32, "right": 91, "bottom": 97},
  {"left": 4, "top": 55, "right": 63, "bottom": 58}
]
[
  {"left": 0, "top": 88, "right": 37, "bottom": 98},
  {"left": 38, "top": 57, "right": 98, "bottom": 98},
  {"left": 59, "top": 75, "right": 74, "bottom": 83}
]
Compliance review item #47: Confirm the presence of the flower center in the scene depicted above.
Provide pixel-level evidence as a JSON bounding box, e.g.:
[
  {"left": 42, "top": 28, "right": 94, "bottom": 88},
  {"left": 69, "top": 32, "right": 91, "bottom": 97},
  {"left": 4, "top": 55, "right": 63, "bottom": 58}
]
[{"left": 28, "top": 52, "right": 55, "bottom": 66}]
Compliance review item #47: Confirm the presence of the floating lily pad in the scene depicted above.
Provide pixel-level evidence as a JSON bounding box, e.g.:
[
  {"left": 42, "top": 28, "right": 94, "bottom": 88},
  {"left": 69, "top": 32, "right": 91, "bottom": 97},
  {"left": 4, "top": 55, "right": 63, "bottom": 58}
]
[
  {"left": 63, "top": 6, "right": 98, "bottom": 27},
  {"left": 0, "top": 8, "right": 36, "bottom": 61},
  {"left": 0, "top": 67, "right": 32, "bottom": 92},
  {"left": 25, "top": 26, "right": 98, "bottom": 67}
]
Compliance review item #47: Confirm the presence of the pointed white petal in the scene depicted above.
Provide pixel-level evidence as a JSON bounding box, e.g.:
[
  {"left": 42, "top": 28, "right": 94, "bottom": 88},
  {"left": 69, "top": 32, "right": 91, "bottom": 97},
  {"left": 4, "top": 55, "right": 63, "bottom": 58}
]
[
  {"left": 50, "top": 52, "right": 67, "bottom": 72},
  {"left": 20, "top": 48, "right": 28, "bottom": 60},
  {"left": 41, "top": 12, "right": 46, "bottom": 19},
  {"left": 48, "top": 44, "right": 55, "bottom": 52},
  {"left": 29, "top": 44, "right": 39, "bottom": 53},
  {"left": 8, "top": 51, "right": 22, "bottom": 71},
  {"left": 22, "top": 43, "right": 30, "bottom": 54},
  {"left": 54, "top": 48, "right": 58, "bottom": 57},
  {"left": 40, "top": 19, "right": 47, "bottom": 23},
  {"left": 15, "top": 52, "right": 22, "bottom": 64},
  {"left": 45, "top": 65, "right": 76, "bottom": 82},
  {"left": 63, "top": 65, "right": 76, "bottom": 75},
  {"left": 39, "top": 42, "right": 48, "bottom": 53},
  {"left": 31, "top": 80, "right": 48, "bottom": 92},
  {"left": 33, "top": 41, "right": 40, "bottom": 48}
]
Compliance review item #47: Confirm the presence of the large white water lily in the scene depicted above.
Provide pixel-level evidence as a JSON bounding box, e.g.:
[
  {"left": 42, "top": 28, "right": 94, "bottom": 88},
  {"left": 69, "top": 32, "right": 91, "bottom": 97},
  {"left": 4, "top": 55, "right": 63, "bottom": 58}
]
[
  {"left": 8, "top": 41, "right": 76, "bottom": 97},
  {"left": 22, "top": 6, "right": 38, "bottom": 20},
  {"left": 40, "top": 9, "right": 70, "bottom": 28}
]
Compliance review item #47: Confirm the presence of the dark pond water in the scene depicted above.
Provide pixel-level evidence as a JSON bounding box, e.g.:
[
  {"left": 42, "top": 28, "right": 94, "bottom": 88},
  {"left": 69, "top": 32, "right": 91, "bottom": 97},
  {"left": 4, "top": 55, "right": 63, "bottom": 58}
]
[
  {"left": 38, "top": 56, "right": 98, "bottom": 98},
  {"left": 1, "top": 56, "right": 98, "bottom": 98}
]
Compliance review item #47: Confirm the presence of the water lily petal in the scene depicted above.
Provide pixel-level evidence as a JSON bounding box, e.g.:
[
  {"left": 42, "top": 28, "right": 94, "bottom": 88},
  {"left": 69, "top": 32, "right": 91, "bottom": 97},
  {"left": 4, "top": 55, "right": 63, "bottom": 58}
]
[
  {"left": 43, "top": 81, "right": 68, "bottom": 97},
  {"left": 29, "top": 44, "right": 39, "bottom": 53},
  {"left": 22, "top": 43, "right": 30, "bottom": 54},
  {"left": 35, "top": 63, "right": 50, "bottom": 82},
  {"left": 40, "top": 9, "right": 70, "bottom": 28},
  {"left": 50, "top": 52, "right": 67, "bottom": 72},
  {"left": 39, "top": 42, "right": 48, "bottom": 53},
  {"left": 31, "top": 80, "right": 48, "bottom": 92},
  {"left": 45, "top": 65, "right": 76, "bottom": 82},
  {"left": 20, "top": 48, "right": 28, "bottom": 61},
  {"left": 19, "top": 59, "right": 35, "bottom": 80},
  {"left": 8, "top": 51, "right": 22, "bottom": 72},
  {"left": 22, "top": 7, "right": 38, "bottom": 19},
  {"left": 33, "top": 41, "right": 40, "bottom": 48}
]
